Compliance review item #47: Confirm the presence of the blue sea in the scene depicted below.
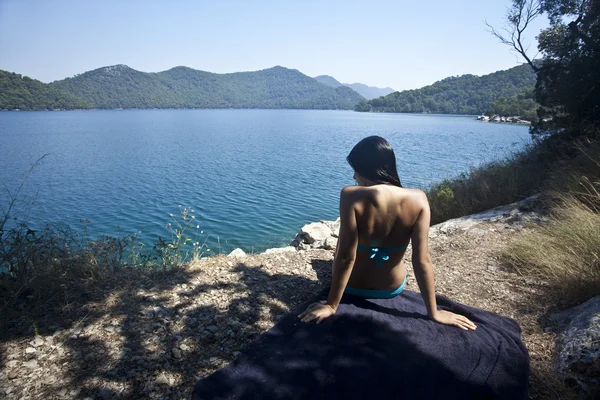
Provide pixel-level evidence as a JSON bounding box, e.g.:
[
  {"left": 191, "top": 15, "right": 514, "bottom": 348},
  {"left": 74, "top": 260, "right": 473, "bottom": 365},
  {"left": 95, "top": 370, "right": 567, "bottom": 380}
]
[{"left": 0, "top": 109, "right": 530, "bottom": 253}]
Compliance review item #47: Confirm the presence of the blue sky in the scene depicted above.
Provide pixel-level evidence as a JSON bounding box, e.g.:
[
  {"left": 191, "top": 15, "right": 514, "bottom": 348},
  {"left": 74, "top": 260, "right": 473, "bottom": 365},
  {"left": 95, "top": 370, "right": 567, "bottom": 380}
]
[{"left": 0, "top": 0, "right": 548, "bottom": 90}]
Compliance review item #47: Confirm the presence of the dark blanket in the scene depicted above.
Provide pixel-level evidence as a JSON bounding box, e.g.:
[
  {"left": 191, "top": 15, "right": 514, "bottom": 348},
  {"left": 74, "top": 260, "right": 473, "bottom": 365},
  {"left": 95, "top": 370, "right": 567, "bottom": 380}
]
[{"left": 192, "top": 289, "right": 529, "bottom": 400}]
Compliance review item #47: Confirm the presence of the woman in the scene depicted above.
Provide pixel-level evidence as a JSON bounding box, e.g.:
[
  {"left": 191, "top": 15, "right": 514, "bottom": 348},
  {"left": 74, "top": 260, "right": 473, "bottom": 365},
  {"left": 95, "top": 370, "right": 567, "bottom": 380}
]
[{"left": 299, "top": 136, "right": 477, "bottom": 330}]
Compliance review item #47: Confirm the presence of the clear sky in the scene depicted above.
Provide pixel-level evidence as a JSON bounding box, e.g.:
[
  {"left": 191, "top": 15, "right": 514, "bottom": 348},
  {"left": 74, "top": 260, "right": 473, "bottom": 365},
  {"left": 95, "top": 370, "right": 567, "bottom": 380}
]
[{"left": 0, "top": 0, "right": 548, "bottom": 91}]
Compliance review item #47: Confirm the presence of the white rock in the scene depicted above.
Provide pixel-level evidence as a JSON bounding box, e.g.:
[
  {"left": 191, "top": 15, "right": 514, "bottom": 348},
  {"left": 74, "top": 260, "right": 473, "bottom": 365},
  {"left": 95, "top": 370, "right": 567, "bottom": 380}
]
[
  {"left": 30, "top": 336, "right": 44, "bottom": 347},
  {"left": 264, "top": 246, "right": 296, "bottom": 254},
  {"left": 25, "top": 347, "right": 37, "bottom": 354},
  {"left": 228, "top": 248, "right": 247, "bottom": 258},
  {"left": 322, "top": 237, "right": 338, "bottom": 250},
  {"left": 300, "top": 222, "right": 332, "bottom": 244}
]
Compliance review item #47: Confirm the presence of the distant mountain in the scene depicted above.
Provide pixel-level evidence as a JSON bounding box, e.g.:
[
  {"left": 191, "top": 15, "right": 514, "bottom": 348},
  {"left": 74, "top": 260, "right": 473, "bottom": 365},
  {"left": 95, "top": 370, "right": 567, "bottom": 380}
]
[
  {"left": 314, "top": 75, "right": 344, "bottom": 88},
  {"left": 48, "top": 65, "right": 364, "bottom": 110},
  {"left": 356, "top": 64, "right": 536, "bottom": 115},
  {"left": 314, "top": 75, "right": 394, "bottom": 100},
  {"left": 343, "top": 83, "right": 395, "bottom": 100},
  {"left": 0, "top": 70, "right": 92, "bottom": 110}
]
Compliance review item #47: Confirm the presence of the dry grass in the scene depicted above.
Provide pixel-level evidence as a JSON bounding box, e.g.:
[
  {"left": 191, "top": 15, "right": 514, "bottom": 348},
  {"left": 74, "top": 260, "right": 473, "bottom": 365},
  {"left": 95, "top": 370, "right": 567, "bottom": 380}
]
[
  {"left": 502, "top": 139, "right": 600, "bottom": 307},
  {"left": 427, "top": 141, "right": 555, "bottom": 225}
]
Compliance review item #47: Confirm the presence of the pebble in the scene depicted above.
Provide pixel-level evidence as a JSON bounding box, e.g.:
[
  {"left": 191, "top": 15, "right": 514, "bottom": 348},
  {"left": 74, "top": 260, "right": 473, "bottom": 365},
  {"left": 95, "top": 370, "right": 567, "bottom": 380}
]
[
  {"left": 98, "top": 387, "right": 113, "bottom": 400},
  {"left": 179, "top": 343, "right": 191, "bottom": 352},
  {"left": 25, "top": 347, "right": 37, "bottom": 354},
  {"left": 23, "top": 359, "right": 38, "bottom": 369},
  {"left": 8, "top": 370, "right": 18, "bottom": 380},
  {"left": 171, "top": 348, "right": 182, "bottom": 359},
  {"left": 6, "top": 360, "right": 18, "bottom": 368},
  {"left": 155, "top": 373, "right": 170, "bottom": 385},
  {"left": 206, "top": 325, "right": 218, "bottom": 333},
  {"left": 30, "top": 336, "right": 44, "bottom": 347}
]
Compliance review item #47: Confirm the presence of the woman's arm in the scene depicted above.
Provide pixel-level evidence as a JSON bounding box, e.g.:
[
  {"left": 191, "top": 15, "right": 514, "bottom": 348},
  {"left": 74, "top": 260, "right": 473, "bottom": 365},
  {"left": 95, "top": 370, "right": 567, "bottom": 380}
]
[
  {"left": 299, "top": 187, "right": 358, "bottom": 323},
  {"left": 411, "top": 191, "right": 477, "bottom": 331}
]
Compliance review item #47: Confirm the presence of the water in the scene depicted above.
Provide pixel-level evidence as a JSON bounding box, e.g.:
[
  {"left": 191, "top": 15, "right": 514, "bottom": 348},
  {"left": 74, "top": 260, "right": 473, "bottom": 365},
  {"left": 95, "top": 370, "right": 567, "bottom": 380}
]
[{"left": 0, "top": 109, "right": 530, "bottom": 253}]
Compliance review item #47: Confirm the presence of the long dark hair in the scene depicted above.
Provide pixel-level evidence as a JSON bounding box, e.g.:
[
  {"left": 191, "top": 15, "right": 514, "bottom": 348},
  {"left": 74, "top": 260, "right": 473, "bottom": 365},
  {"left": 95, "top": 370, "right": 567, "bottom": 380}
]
[{"left": 347, "top": 136, "right": 402, "bottom": 187}]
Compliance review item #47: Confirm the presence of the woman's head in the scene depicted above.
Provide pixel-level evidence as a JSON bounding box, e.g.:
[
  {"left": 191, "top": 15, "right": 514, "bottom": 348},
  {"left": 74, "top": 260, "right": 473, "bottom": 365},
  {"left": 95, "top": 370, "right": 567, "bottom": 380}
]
[{"left": 347, "top": 136, "right": 402, "bottom": 187}]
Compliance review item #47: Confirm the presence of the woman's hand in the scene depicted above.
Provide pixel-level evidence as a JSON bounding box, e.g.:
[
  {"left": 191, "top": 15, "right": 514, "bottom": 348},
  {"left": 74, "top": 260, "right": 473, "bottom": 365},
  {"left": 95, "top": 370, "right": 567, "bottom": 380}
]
[
  {"left": 298, "top": 302, "right": 336, "bottom": 324},
  {"left": 431, "top": 310, "right": 477, "bottom": 330}
]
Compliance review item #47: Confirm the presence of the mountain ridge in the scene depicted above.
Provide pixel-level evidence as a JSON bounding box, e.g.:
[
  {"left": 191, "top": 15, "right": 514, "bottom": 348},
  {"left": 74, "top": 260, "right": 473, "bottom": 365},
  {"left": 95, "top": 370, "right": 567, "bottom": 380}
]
[
  {"left": 355, "top": 64, "right": 536, "bottom": 115},
  {"left": 314, "top": 75, "right": 395, "bottom": 99},
  {"left": 48, "top": 65, "right": 364, "bottom": 110}
]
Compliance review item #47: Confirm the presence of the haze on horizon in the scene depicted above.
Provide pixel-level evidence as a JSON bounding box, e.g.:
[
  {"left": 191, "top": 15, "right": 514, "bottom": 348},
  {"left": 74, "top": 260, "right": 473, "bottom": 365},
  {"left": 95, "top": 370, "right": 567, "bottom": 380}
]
[{"left": 0, "top": 0, "right": 548, "bottom": 91}]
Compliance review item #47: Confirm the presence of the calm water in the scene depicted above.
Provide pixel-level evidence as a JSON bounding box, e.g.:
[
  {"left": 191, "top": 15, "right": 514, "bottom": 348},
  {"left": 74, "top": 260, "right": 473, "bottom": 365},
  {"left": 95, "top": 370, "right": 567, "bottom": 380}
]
[{"left": 0, "top": 110, "right": 530, "bottom": 253}]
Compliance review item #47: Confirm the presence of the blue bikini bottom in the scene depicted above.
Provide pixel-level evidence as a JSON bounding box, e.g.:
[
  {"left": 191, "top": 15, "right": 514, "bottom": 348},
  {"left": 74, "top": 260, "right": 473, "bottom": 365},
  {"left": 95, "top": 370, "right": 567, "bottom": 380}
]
[{"left": 344, "top": 275, "right": 407, "bottom": 299}]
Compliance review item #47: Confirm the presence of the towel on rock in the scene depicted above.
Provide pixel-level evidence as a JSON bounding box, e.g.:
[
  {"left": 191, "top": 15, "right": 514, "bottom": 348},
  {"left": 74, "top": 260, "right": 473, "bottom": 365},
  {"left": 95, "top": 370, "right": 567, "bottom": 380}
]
[{"left": 192, "top": 289, "right": 529, "bottom": 400}]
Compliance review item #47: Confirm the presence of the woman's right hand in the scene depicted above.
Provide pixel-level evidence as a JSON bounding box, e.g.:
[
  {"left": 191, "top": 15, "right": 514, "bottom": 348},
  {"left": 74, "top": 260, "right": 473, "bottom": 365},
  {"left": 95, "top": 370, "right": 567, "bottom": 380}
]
[{"left": 431, "top": 310, "right": 477, "bottom": 330}]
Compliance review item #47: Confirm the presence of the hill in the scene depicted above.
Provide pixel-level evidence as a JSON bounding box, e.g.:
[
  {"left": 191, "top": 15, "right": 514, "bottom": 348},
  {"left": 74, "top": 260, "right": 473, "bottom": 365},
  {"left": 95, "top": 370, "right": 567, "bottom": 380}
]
[
  {"left": 343, "top": 83, "right": 395, "bottom": 100},
  {"left": 0, "top": 70, "right": 92, "bottom": 110},
  {"left": 313, "top": 75, "right": 343, "bottom": 88},
  {"left": 50, "top": 65, "right": 364, "bottom": 110},
  {"left": 355, "top": 64, "right": 536, "bottom": 114},
  {"left": 314, "top": 75, "right": 395, "bottom": 99}
]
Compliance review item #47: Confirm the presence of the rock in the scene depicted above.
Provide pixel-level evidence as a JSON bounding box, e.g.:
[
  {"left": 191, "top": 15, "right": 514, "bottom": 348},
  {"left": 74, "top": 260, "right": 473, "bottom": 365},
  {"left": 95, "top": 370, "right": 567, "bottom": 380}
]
[
  {"left": 300, "top": 222, "right": 332, "bottom": 244},
  {"left": 228, "top": 248, "right": 246, "bottom": 258},
  {"left": 264, "top": 246, "right": 296, "bottom": 254},
  {"left": 322, "top": 218, "right": 341, "bottom": 237},
  {"left": 206, "top": 325, "right": 218, "bottom": 334},
  {"left": 179, "top": 343, "right": 191, "bottom": 352},
  {"left": 8, "top": 370, "right": 17, "bottom": 380},
  {"left": 155, "top": 373, "right": 170, "bottom": 385},
  {"left": 552, "top": 296, "right": 600, "bottom": 395},
  {"left": 6, "top": 360, "right": 18, "bottom": 368},
  {"left": 322, "top": 236, "right": 338, "bottom": 250},
  {"left": 25, "top": 347, "right": 37, "bottom": 354},
  {"left": 98, "top": 387, "right": 113, "bottom": 400},
  {"left": 152, "top": 306, "right": 166, "bottom": 317},
  {"left": 23, "top": 359, "right": 38, "bottom": 369},
  {"left": 171, "top": 348, "right": 182, "bottom": 359},
  {"left": 30, "top": 336, "right": 44, "bottom": 347}
]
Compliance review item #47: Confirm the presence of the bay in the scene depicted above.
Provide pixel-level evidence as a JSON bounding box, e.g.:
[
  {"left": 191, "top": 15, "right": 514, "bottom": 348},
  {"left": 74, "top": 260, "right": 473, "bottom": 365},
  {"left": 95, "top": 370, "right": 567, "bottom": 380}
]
[{"left": 0, "top": 109, "right": 530, "bottom": 253}]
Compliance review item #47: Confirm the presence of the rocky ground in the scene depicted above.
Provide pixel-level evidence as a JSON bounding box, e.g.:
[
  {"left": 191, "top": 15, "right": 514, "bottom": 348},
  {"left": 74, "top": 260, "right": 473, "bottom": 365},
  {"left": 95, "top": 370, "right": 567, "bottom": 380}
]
[{"left": 0, "top": 200, "right": 578, "bottom": 399}]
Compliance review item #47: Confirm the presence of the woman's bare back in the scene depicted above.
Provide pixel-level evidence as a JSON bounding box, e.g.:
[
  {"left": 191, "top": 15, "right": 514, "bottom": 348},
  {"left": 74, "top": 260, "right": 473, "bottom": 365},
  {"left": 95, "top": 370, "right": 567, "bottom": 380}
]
[{"left": 344, "top": 184, "right": 425, "bottom": 290}]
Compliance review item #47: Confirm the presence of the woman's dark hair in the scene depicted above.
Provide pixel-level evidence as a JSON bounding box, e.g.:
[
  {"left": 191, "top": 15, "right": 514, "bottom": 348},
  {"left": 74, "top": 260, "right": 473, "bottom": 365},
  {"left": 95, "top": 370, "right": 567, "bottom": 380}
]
[{"left": 347, "top": 136, "right": 402, "bottom": 187}]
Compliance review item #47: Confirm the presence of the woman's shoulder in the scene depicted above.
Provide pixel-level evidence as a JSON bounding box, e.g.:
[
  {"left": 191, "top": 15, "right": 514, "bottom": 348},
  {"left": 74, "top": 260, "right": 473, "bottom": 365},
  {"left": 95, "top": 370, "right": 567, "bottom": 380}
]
[{"left": 340, "top": 185, "right": 427, "bottom": 205}]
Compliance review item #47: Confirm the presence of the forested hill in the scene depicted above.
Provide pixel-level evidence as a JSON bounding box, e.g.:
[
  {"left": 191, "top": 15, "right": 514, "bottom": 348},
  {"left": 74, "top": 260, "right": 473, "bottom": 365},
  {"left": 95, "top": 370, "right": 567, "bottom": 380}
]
[
  {"left": 355, "top": 64, "right": 536, "bottom": 114},
  {"left": 0, "top": 70, "right": 92, "bottom": 110},
  {"left": 49, "top": 65, "right": 364, "bottom": 110}
]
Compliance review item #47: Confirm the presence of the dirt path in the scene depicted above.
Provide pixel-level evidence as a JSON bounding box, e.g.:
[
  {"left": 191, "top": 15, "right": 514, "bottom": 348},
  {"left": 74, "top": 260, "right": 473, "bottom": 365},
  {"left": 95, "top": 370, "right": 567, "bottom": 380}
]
[{"left": 0, "top": 211, "right": 572, "bottom": 399}]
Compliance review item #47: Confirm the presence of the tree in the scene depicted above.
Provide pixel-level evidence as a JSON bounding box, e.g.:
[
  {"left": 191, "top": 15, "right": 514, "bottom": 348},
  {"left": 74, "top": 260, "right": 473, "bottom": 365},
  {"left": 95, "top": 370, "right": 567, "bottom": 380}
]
[{"left": 489, "top": 0, "right": 600, "bottom": 139}]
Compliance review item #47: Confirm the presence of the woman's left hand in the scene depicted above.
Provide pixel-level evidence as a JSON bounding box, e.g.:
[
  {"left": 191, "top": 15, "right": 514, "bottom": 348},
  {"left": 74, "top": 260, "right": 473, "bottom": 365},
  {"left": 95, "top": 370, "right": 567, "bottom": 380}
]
[{"left": 298, "top": 302, "right": 336, "bottom": 324}]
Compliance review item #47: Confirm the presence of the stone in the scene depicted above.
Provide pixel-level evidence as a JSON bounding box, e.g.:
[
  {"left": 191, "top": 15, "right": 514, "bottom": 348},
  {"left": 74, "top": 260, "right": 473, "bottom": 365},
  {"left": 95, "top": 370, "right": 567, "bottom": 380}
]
[
  {"left": 179, "top": 343, "right": 191, "bottom": 352},
  {"left": 25, "top": 347, "right": 37, "bottom": 354},
  {"left": 322, "top": 218, "right": 341, "bottom": 237},
  {"left": 228, "top": 248, "right": 246, "bottom": 258},
  {"left": 155, "top": 373, "right": 170, "bottom": 385},
  {"left": 300, "top": 222, "right": 332, "bottom": 244},
  {"left": 6, "top": 360, "right": 18, "bottom": 368},
  {"left": 8, "top": 370, "right": 17, "bottom": 380},
  {"left": 322, "top": 236, "right": 338, "bottom": 250},
  {"left": 206, "top": 325, "right": 218, "bottom": 334},
  {"left": 264, "top": 246, "right": 296, "bottom": 254},
  {"left": 23, "top": 359, "right": 38, "bottom": 369},
  {"left": 30, "top": 336, "right": 44, "bottom": 347},
  {"left": 98, "top": 387, "right": 113, "bottom": 400},
  {"left": 552, "top": 296, "right": 600, "bottom": 395},
  {"left": 171, "top": 348, "right": 182, "bottom": 359}
]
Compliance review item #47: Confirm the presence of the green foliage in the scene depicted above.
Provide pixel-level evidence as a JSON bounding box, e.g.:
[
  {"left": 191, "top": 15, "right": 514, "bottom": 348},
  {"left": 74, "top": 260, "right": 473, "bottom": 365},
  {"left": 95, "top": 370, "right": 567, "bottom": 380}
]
[
  {"left": 0, "top": 70, "right": 92, "bottom": 110},
  {"left": 153, "top": 206, "right": 208, "bottom": 267},
  {"left": 531, "top": 0, "right": 600, "bottom": 139},
  {"left": 486, "top": 87, "right": 539, "bottom": 121},
  {"left": 356, "top": 64, "right": 536, "bottom": 115},
  {"left": 50, "top": 65, "right": 364, "bottom": 110},
  {"left": 426, "top": 139, "right": 560, "bottom": 224}
]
